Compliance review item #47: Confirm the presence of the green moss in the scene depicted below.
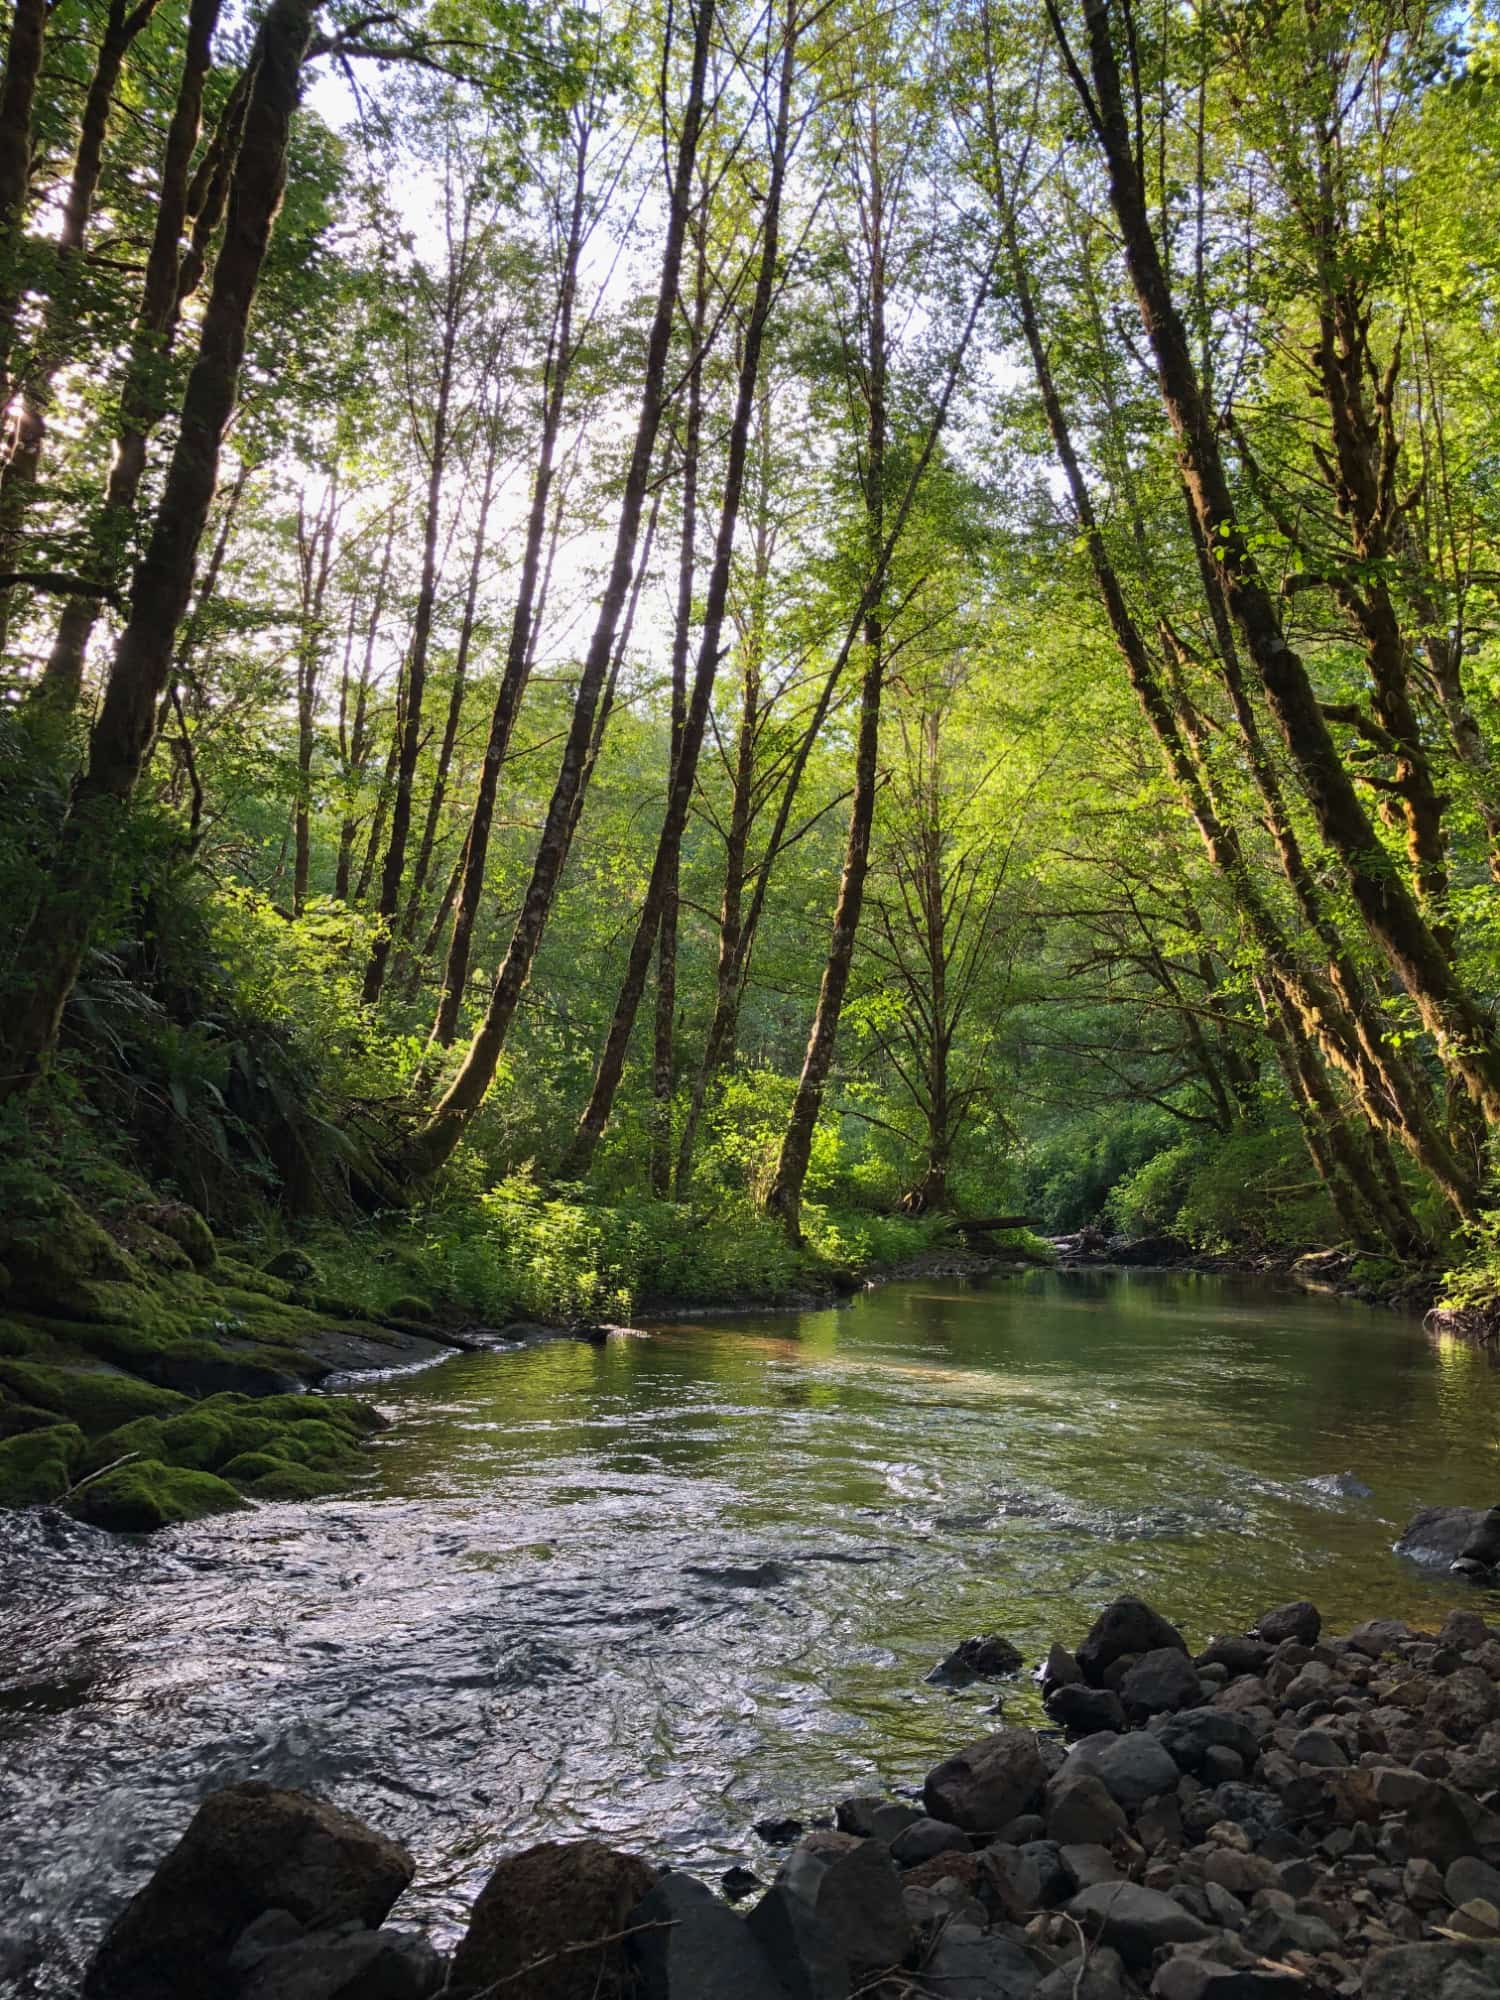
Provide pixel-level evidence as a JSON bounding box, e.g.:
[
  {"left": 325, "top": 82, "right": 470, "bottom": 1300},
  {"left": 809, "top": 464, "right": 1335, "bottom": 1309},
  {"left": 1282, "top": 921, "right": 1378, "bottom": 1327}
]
[
  {"left": 80, "top": 1416, "right": 167, "bottom": 1475},
  {"left": 147, "top": 1205, "right": 217, "bottom": 1270},
  {"left": 264, "top": 1249, "right": 319, "bottom": 1283},
  {"left": 0, "top": 1396, "right": 63, "bottom": 1440},
  {"left": 0, "top": 1424, "right": 84, "bottom": 1506},
  {"left": 385, "top": 1295, "right": 433, "bottom": 1321},
  {"left": 223, "top": 1453, "right": 348, "bottom": 1501},
  {"left": 70, "top": 1459, "right": 249, "bottom": 1531},
  {"left": 0, "top": 1361, "right": 189, "bottom": 1433}
]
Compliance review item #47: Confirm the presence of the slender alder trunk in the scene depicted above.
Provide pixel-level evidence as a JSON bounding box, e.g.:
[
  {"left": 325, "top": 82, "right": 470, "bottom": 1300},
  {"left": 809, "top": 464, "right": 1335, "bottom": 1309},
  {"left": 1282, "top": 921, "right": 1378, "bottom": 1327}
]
[
  {"left": 363, "top": 238, "right": 466, "bottom": 1003},
  {"left": 356, "top": 676, "right": 405, "bottom": 905},
  {"left": 1063, "top": 0, "right": 1500, "bottom": 1126},
  {"left": 0, "top": 0, "right": 316, "bottom": 1101},
  {"left": 560, "top": 21, "right": 799, "bottom": 1182},
  {"left": 399, "top": 418, "right": 501, "bottom": 951},
  {"left": 431, "top": 127, "right": 592, "bottom": 1050},
  {"left": 0, "top": 0, "right": 161, "bottom": 658},
  {"left": 1259, "top": 985, "right": 1376, "bottom": 1250},
  {"left": 765, "top": 93, "right": 889, "bottom": 1239},
  {"left": 650, "top": 220, "right": 709, "bottom": 1196},
  {"left": 42, "top": 0, "right": 225, "bottom": 704},
  {"left": 336, "top": 512, "right": 396, "bottom": 901},
  {"left": 0, "top": 0, "right": 48, "bottom": 416},
  {"left": 292, "top": 477, "right": 338, "bottom": 913},
  {"left": 397, "top": 0, "right": 718, "bottom": 1180}
]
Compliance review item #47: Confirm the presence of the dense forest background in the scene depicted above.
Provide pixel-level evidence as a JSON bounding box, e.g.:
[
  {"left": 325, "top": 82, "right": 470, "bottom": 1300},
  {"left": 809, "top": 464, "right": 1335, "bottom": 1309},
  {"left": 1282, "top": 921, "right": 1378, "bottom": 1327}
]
[{"left": 3, "top": 0, "right": 1500, "bottom": 1317}]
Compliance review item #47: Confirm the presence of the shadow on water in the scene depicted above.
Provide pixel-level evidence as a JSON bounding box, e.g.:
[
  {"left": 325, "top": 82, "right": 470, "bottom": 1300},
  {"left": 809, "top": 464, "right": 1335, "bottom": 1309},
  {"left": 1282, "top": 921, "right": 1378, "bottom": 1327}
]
[{"left": 2, "top": 1268, "right": 1498, "bottom": 1991}]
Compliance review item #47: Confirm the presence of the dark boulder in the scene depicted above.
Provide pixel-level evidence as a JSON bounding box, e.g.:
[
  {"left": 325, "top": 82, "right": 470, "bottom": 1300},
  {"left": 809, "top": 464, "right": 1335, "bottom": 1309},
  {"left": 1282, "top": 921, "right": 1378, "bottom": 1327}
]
[
  {"left": 628, "top": 1871, "right": 788, "bottom": 2000},
  {"left": 924, "top": 1730, "right": 1047, "bottom": 1834},
  {"left": 1046, "top": 1684, "right": 1126, "bottom": 1738},
  {"left": 1076, "top": 1599, "right": 1187, "bottom": 1687},
  {"left": 748, "top": 1831, "right": 911, "bottom": 1995},
  {"left": 928, "top": 1634, "right": 1024, "bottom": 1686},
  {"left": 1253, "top": 1601, "right": 1321, "bottom": 1646},
  {"left": 1065, "top": 1882, "right": 1211, "bottom": 1965},
  {"left": 1396, "top": 1507, "right": 1492, "bottom": 1571},
  {"left": 447, "top": 1840, "right": 656, "bottom": 1999},
  {"left": 1119, "top": 1647, "right": 1202, "bottom": 1719},
  {"left": 234, "top": 1923, "right": 445, "bottom": 2000},
  {"left": 83, "top": 1784, "right": 413, "bottom": 2000}
]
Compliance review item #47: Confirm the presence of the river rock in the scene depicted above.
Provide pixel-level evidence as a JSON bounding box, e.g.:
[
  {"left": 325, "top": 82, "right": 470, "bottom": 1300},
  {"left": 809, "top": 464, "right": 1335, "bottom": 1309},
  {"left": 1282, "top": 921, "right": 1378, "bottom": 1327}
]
[
  {"left": 1045, "top": 1770, "right": 1127, "bottom": 1846},
  {"left": 1449, "top": 1859, "right": 1500, "bottom": 1909},
  {"left": 1429, "top": 1666, "right": 1500, "bottom": 1739},
  {"left": 235, "top": 1924, "right": 445, "bottom": 2000},
  {"left": 1254, "top": 1601, "right": 1321, "bottom": 1646},
  {"left": 1072, "top": 1731, "right": 1181, "bottom": 1809},
  {"left": 925, "top": 1729, "right": 1047, "bottom": 1833},
  {"left": 447, "top": 1839, "right": 656, "bottom": 1999},
  {"left": 1036, "top": 1946, "right": 1128, "bottom": 2000},
  {"left": 1362, "top": 1941, "right": 1500, "bottom": 1998},
  {"left": 1047, "top": 1684, "right": 1127, "bottom": 1737},
  {"left": 891, "top": 1817, "right": 969, "bottom": 1867},
  {"left": 83, "top": 1784, "right": 414, "bottom": 2000},
  {"left": 1196, "top": 1637, "right": 1273, "bottom": 1679},
  {"left": 930, "top": 1635, "right": 1024, "bottom": 1685},
  {"left": 628, "top": 1871, "right": 788, "bottom": 2000},
  {"left": 834, "top": 1796, "right": 922, "bottom": 1841},
  {"left": 1154, "top": 1708, "right": 1259, "bottom": 1775},
  {"left": 1394, "top": 1509, "right": 1490, "bottom": 1571},
  {"left": 1151, "top": 1956, "right": 1304, "bottom": 1999},
  {"left": 1121, "top": 1647, "right": 1203, "bottom": 1718},
  {"left": 1065, "top": 1882, "right": 1213, "bottom": 1965},
  {"left": 1041, "top": 1642, "right": 1084, "bottom": 1696},
  {"left": 760, "top": 1830, "right": 912, "bottom": 1992},
  {"left": 918, "top": 1921, "right": 1041, "bottom": 1998},
  {"left": 1077, "top": 1599, "right": 1188, "bottom": 1686}
]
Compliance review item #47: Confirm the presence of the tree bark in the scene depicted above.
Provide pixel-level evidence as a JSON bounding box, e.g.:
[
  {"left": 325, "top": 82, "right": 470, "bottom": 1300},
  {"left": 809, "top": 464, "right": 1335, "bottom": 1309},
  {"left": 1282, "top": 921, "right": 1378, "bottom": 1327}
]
[
  {"left": 0, "top": 0, "right": 316, "bottom": 1101},
  {"left": 41, "top": 0, "right": 225, "bottom": 704},
  {"left": 363, "top": 230, "right": 467, "bottom": 1003},
  {"left": 397, "top": 0, "right": 718, "bottom": 1179},
  {"left": 0, "top": 0, "right": 47, "bottom": 413},
  {"left": 1064, "top": 0, "right": 1500, "bottom": 1127},
  {"left": 293, "top": 475, "right": 338, "bottom": 913},
  {"left": 336, "top": 510, "right": 397, "bottom": 902},
  {"left": 430, "top": 128, "right": 592, "bottom": 1049}
]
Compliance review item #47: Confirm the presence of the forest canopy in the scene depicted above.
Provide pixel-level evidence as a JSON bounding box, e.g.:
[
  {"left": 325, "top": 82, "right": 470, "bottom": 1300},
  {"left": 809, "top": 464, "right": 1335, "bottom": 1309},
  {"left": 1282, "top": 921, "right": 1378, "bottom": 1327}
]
[{"left": 4, "top": 0, "right": 1500, "bottom": 1305}]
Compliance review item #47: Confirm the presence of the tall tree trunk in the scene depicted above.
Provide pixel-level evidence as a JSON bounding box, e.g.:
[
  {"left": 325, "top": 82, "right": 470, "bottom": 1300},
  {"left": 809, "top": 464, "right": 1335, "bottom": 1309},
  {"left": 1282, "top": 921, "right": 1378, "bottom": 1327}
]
[
  {"left": 363, "top": 228, "right": 467, "bottom": 1004},
  {"left": 293, "top": 475, "right": 338, "bottom": 913},
  {"left": 1063, "top": 0, "right": 1500, "bottom": 1127},
  {"left": 397, "top": 0, "right": 718, "bottom": 1181},
  {"left": 559, "top": 22, "right": 798, "bottom": 1182},
  {"left": 650, "top": 222, "right": 709, "bottom": 1197},
  {"left": 1, "top": 0, "right": 163, "bottom": 660},
  {"left": 431, "top": 127, "right": 592, "bottom": 1048},
  {"left": 336, "top": 511, "right": 396, "bottom": 902},
  {"left": 765, "top": 91, "right": 888, "bottom": 1239},
  {"left": 0, "top": 0, "right": 48, "bottom": 415},
  {"left": 0, "top": 0, "right": 315, "bottom": 1101},
  {"left": 355, "top": 677, "right": 405, "bottom": 905},
  {"left": 40, "top": 0, "right": 225, "bottom": 705},
  {"left": 398, "top": 416, "right": 501, "bottom": 953}
]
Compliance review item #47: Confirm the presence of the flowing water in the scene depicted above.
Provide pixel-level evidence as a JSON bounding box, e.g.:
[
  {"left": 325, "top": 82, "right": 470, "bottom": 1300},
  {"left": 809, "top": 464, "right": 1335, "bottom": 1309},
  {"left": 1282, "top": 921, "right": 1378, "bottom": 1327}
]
[{"left": 3, "top": 1268, "right": 1499, "bottom": 1992}]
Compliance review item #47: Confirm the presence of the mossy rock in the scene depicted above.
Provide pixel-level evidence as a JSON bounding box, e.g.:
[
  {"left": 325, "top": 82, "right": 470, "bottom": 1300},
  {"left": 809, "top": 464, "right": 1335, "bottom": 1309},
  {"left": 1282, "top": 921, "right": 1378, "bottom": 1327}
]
[
  {"left": 70, "top": 1459, "right": 248, "bottom": 1531},
  {"left": 385, "top": 1295, "right": 433, "bottom": 1321},
  {"left": 0, "top": 1423, "right": 84, "bottom": 1506},
  {"left": 145, "top": 1204, "right": 216, "bottom": 1271},
  {"left": 0, "top": 1394, "right": 71, "bottom": 1440},
  {"left": 0, "top": 1360, "right": 189, "bottom": 1434},
  {"left": 264, "top": 1249, "right": 319, "bottom": 1284},
  {"left": 0, "top": 1177, "right": 141, "bottom": 1307},
  {"left": 80, "top": 1416, "right": 168, "bottom": 1476},
  {"left": 221, "top": 1452, "right": 348, "bottom": 1501}
]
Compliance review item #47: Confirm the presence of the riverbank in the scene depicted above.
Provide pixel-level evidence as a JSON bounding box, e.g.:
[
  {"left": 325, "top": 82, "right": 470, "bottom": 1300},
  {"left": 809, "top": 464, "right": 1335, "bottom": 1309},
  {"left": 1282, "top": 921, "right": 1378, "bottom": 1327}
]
[{"left": 78, "top": 1590, "right": 1500, "bottom": 1998}]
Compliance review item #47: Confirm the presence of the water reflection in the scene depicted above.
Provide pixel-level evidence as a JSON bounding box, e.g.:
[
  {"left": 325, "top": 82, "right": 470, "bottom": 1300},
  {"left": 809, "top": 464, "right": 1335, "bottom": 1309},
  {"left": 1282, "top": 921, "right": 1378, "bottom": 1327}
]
[{"left": 2, "top": 1271, "right": 1499, "bottom": 1995}]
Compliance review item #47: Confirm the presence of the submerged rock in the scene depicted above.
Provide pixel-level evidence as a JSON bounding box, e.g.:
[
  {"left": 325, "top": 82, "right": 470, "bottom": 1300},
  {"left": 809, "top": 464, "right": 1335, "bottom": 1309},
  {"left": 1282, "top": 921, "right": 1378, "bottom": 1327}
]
[
  {"left": 929, "top": 1633, "right": 1024, "bottom": 1685},
  {"left": 1396, "top": 1505, "right": 1492, "bottom": 1571},
  {"left": 83, "top": 1783, "right": 414, "bottom": 2000}
]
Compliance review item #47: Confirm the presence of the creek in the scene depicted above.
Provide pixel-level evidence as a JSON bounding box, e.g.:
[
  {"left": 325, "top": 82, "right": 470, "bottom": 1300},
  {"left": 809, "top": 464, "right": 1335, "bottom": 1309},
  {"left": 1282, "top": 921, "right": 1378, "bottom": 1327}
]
[{"left": 2, "top": 1268, "right": 1497, "bottom": 1993}]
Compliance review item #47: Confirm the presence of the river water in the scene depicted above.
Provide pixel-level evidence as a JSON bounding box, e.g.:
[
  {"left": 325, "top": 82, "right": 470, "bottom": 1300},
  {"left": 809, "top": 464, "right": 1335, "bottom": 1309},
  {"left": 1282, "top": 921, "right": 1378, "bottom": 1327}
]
[{"left": 2, "top": 1268, "right": 1498, "bottom": 1991}]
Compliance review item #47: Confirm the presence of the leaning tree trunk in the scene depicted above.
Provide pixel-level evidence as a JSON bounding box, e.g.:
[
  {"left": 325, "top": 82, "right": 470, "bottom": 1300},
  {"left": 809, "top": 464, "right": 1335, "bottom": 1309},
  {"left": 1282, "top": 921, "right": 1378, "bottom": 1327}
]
[
  {"left": 0, "top": 0, "right": 315, "bottom": 1101},
  {"left": 396, "top": 0, "right": 717, "bottom": 1181},
  {"left": 1067, "top": 0, "right": 1500, "bottom": 1128}
]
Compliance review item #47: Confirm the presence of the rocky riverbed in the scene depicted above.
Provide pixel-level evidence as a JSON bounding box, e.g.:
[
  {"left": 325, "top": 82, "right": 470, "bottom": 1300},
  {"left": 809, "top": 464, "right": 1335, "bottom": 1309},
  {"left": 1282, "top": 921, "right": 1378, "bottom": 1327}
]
[{"left": 75, "top": 1591, "right": 1500, "bottom": 2000}]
